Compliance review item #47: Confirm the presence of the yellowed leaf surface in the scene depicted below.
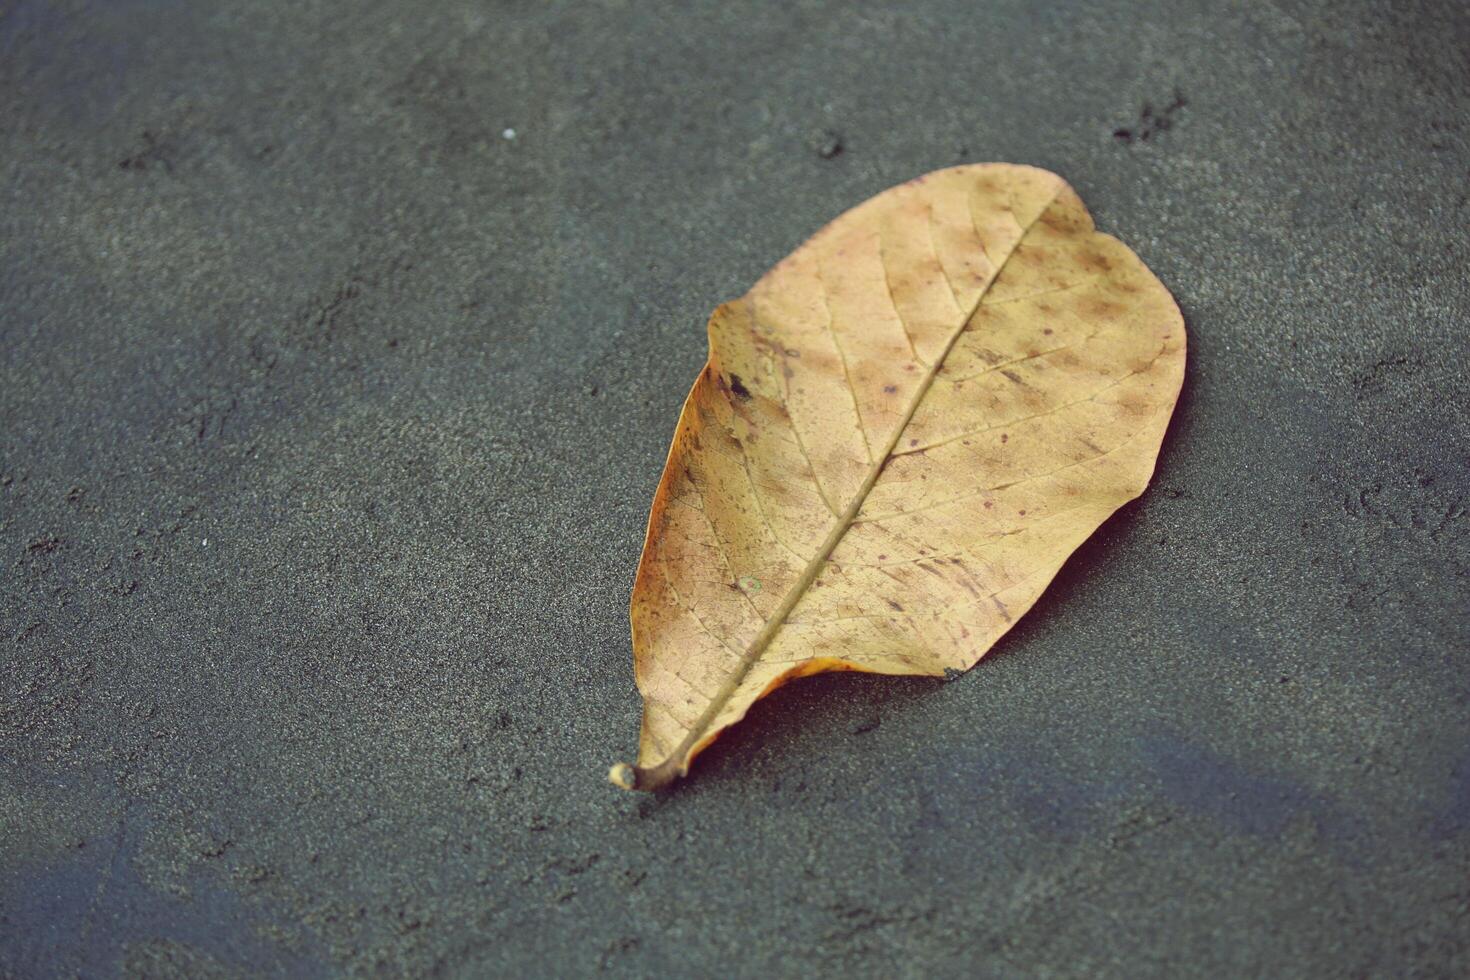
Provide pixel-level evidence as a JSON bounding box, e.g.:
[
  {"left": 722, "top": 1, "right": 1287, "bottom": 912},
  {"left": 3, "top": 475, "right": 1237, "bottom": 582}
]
[{"left": 611, "top": 164, "right": 1185, "bottom": 791}]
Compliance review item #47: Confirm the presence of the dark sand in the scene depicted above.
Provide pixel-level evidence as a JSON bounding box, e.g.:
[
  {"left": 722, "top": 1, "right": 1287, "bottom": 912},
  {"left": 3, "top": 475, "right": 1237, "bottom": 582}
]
[{"left": 2, "top": 0, "right": 1467, "bottom": 975}]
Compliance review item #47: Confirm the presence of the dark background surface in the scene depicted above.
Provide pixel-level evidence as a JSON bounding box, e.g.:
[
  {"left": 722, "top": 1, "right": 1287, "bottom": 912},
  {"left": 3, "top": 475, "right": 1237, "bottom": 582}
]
[{"left": 2, "top": 0, "right": 1468, "bottom": 975}]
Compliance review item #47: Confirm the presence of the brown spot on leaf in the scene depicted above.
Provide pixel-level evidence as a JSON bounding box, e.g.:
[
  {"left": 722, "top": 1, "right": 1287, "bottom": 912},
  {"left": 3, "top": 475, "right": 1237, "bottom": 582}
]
[{"left": 1080, "top": 297, "right": 1125, "bottom": 319}]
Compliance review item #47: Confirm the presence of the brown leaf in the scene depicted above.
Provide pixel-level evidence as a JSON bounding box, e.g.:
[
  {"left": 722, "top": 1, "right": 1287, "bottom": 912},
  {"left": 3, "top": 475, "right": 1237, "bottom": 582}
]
[{"left": 610, "top": 165, "right": 1185, "bottom": 791}]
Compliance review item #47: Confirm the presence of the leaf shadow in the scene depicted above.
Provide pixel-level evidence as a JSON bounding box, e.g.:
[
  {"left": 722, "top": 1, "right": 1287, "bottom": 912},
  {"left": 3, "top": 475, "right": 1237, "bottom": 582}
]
[
  {"left": 1154, "top": 328, "right": 1199, "bottom": 476},
  {"left": 652, "top": 670, "right": 945, "bottom": 800}
]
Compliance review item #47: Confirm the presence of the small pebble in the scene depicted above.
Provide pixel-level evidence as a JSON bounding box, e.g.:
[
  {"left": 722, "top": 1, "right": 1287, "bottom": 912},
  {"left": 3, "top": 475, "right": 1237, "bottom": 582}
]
[{"left": 502, "top": 128, "right": 517, "bottom": 140}]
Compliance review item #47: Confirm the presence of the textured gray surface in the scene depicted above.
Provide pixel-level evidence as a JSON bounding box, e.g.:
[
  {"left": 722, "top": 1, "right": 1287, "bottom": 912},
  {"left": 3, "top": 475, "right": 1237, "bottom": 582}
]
[{"left": 2, "top": 0, "right": 1468, "bottom": 976}]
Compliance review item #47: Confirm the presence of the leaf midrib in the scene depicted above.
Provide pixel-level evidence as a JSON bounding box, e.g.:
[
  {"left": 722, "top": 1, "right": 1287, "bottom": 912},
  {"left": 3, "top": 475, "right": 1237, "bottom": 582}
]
[{"left": 635, "top": 185, "right": 1060, "bottom": 789}]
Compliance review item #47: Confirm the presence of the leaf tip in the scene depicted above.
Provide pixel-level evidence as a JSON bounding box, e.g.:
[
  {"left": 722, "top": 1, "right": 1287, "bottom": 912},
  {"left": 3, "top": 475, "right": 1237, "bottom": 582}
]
[{"left": 608, "top": 762, "right": 637, "bottom": 791}]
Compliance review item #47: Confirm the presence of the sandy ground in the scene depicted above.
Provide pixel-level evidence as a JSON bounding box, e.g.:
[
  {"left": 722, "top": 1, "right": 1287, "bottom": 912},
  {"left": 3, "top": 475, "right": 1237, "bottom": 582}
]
[{"left": 2, "top": 0, "right": 1468, "bottom": 975}]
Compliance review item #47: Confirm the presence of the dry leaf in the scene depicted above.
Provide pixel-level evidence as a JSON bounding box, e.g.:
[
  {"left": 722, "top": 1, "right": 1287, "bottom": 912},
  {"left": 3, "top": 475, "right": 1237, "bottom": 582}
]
[{"left": 610, "top": 164, "right": 1185, "bottom": 791}]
